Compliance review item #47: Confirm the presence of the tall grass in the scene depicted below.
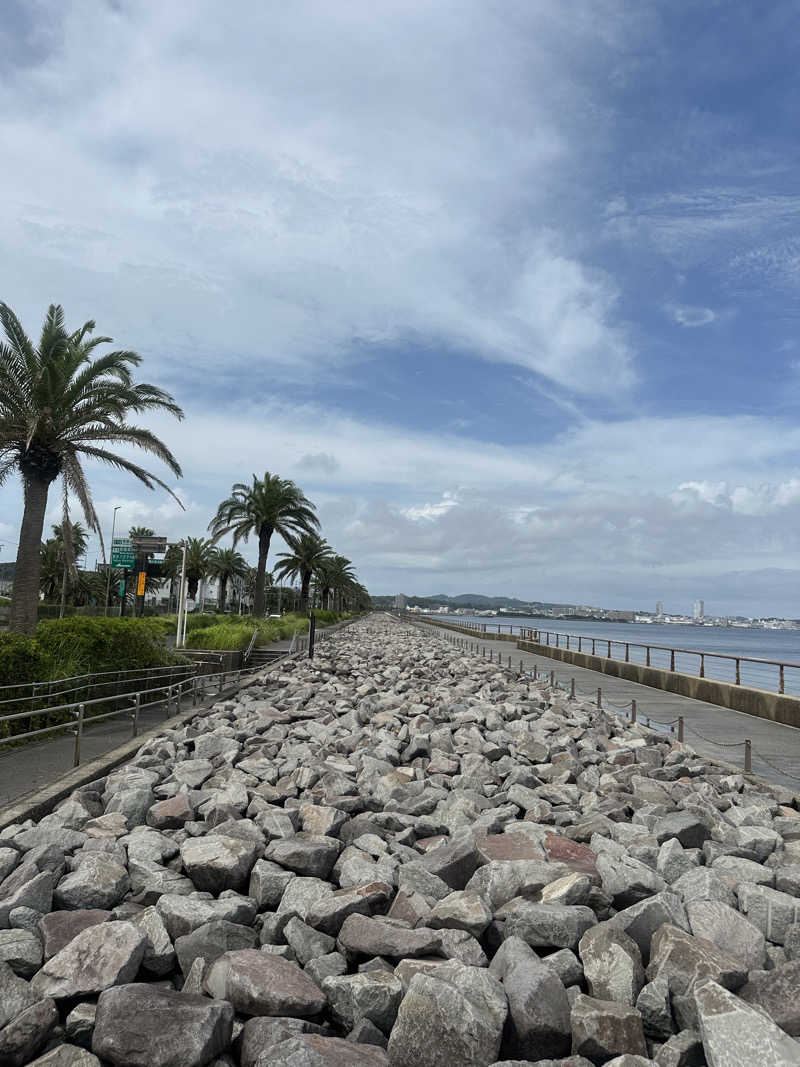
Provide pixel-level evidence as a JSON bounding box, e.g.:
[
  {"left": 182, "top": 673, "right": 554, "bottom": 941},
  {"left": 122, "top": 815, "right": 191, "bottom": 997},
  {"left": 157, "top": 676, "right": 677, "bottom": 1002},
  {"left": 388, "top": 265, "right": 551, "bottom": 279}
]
[{"left": 183, "top": 611, "right": 351, "bottom": 650}]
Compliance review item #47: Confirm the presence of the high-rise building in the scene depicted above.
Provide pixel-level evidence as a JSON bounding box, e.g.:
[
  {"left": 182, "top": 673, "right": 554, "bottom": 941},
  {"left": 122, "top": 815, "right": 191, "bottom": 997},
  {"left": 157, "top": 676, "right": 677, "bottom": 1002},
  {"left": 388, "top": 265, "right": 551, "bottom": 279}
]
[
  {"left": 656, "top": 601, "right": 664, "bottom": 617},
  {"left": 693, "top": 599, "right": 704, "bottom": 620},
  {"left": 394, "top": 593, "right": 407, "bottom": 610}
]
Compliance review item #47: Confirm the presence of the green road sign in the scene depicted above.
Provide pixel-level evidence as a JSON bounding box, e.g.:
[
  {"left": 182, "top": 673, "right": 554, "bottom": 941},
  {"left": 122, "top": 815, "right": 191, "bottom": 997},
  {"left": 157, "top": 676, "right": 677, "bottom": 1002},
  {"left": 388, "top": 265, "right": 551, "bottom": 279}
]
[{"left": 111, "top": 538, "right": 135, "bottom": 567}]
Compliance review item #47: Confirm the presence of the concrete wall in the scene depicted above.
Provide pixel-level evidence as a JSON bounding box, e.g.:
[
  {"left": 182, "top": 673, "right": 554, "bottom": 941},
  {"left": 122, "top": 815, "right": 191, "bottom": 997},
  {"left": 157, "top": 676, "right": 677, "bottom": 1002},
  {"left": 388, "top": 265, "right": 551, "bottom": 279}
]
[{"left": 518, "top": 639, "right": 800, "bottom": 729}]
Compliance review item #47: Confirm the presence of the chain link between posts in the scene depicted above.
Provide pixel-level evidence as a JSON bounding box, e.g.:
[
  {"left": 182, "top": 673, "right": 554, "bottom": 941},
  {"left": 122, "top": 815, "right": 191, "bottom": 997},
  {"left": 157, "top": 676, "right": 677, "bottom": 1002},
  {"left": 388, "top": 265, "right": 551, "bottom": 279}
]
[{"left": 428, "top": 622, "right": 800, "bottom": 785}]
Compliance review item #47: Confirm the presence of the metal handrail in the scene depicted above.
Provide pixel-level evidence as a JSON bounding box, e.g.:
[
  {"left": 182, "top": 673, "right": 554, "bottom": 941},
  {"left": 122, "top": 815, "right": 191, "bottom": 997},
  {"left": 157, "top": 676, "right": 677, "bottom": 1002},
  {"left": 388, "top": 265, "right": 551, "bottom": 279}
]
[
  {"left": 0, "top": 661, "right": 199, "bottom": 694},
  {"left": 243, "top": 627, "right": 259, "bottom": 664},
  {"left": 0, "top": 652, "right": 294, "bottom": 766},
  {"left": 519, "top": 627, "right": 800, "bottom": 695},
  {"left": 0, "top": 665, "right": 198, "bottom": 709}
]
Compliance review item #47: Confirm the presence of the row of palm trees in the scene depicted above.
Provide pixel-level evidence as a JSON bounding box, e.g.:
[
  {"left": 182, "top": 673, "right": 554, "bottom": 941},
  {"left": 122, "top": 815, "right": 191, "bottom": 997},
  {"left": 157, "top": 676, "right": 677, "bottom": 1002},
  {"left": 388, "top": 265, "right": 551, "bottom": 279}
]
[{"left": 0, "top": 302, "right": 369, "bottom": 634}]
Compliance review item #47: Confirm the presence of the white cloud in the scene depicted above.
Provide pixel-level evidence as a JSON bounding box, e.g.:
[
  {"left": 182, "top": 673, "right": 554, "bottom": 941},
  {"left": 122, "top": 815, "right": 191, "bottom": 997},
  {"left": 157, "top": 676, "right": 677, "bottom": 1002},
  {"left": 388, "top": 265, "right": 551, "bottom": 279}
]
[
  {"left": 0, "top": 1, "right": 637, "bottom": 397},
  {"left": 670, "top": 305, "right": 716, "bottom": 327}
]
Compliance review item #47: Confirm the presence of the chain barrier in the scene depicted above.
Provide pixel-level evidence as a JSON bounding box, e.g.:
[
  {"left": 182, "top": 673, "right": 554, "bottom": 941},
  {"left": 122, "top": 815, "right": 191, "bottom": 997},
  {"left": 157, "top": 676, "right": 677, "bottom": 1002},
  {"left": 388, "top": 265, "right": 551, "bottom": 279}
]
[
  {"left": 682, "top": 722, "right": 746, "bottom": 748},
  {"left": 749, "top": 748, "right": 800, "bottom": 782}
]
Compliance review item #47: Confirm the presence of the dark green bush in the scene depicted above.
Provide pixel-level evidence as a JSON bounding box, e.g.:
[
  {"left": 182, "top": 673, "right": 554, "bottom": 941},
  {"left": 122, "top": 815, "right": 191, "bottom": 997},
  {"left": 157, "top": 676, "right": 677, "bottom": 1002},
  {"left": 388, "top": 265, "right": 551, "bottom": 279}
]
[
  {"left": 0, "top": 633, "right": 50, "bottom": 690},
  {"left": 35, "top": 617, "right": 172, "bottom": 676}
]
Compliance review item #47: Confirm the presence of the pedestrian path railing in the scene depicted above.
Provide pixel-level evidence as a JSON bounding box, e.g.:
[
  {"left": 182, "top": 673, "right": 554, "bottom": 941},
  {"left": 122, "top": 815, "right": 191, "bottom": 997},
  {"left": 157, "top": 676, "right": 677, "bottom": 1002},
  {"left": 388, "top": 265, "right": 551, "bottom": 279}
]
[
  {"left": 0, "top": 654, "right": 284, "bottom": 768},
  {"left": 422, "top": 624, "right": 800, "bottom": 788},
  {"left": 520, "top": 627, "right": 800, "bottom": 698}
]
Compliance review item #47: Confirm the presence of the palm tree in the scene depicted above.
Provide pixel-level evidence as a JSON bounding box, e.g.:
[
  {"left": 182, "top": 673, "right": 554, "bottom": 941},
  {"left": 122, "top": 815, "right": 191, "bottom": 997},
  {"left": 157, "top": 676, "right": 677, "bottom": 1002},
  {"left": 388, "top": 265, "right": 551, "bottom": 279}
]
[
  {"left": 128, "top": 526, "right": 154, "bottom": 538},
  {"left": 184, "top": 536, "right": 214, "bottom": 601},
  {"left": 52, "top": 518, "right": 89, "bottom": 616},
  {"left": 208, "top": 473, "right": 318, "bottom": 617},
  {"left": 0, "top": 303, "right": 183, "bottom": 633},
  {"left": 273, "top": 533, "right": 332, "bottom": 613},
  {"left": 318, "top": 554, "right": 357, "bottom": 611},
  {"left": 209, "top": 547, "right": 248, "bottom": 613}
]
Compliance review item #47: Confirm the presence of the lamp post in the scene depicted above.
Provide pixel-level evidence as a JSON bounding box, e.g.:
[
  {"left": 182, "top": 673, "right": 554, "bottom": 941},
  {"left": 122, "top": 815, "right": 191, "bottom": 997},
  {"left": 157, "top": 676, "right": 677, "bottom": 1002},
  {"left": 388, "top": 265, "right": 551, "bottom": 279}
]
[{"left": 104, "top": 507, "right": 121, "bottom": 616}]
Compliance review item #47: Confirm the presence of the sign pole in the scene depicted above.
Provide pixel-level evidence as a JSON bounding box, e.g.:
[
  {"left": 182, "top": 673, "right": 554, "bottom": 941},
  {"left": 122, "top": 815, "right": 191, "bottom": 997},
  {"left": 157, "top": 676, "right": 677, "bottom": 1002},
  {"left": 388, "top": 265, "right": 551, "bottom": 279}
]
[{"left": 176, "top": 541, "right": 188, "bottom": 648}]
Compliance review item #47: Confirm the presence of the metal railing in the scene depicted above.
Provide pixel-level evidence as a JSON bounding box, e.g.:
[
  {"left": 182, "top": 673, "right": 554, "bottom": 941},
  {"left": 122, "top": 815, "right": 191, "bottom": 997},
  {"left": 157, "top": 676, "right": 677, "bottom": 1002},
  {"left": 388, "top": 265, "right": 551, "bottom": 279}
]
[
  {"left": 0, "top": 651, "right": 292, "bottom": 769},
  {"left": 519, "top": 628, "right": 800, "bottom": 697}
]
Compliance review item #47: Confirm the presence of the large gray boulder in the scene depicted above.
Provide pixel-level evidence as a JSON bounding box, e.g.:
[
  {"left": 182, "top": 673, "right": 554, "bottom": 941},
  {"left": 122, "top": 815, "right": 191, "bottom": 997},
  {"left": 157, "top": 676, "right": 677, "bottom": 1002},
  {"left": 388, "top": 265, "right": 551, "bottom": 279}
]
[
  {"left": 738, "top": 961, "right": 800, "bottom": 1036},
  {"left": 686, "top": 899, "right": 766, "bottom": 971},
  {"left": 53, "top": 855, "right": 129, "bottom": 911},
  {"left": 180, "top": 834, "right": 259, "bottom": 893},
  {"left": 693, "top": 978, "right": 800, "bottom": 1066},
  {"left": 579, "top": 924, "right": 645, "bottom": 1006},
  {"left": 30, "top": 921, "right": 146, "bottom": 999},
  {"left": 491, "top": 936, "right": 571, "bottom": 1060},
  {"left": 570, "top": 993, "right": 648, "bottom": 1063},
  {"left": 203, "top": 948, "right": 326, "bottom": 1016},
  {"left": 322, "top": 970, "right": 403, "bottom": 1032},
  {"left": 93, "top": 983, "right": 233, "bottom": 1067},
  {"left": 388, "top": 966, "right": 507, "bottom": 1067}
]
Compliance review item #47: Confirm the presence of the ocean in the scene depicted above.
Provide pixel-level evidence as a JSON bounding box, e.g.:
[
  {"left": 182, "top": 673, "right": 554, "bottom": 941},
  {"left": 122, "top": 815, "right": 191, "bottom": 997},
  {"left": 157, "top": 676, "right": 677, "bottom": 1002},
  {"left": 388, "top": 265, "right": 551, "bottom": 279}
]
[{"left": 436, "top": 614, "right": 800, "bottom": 696}]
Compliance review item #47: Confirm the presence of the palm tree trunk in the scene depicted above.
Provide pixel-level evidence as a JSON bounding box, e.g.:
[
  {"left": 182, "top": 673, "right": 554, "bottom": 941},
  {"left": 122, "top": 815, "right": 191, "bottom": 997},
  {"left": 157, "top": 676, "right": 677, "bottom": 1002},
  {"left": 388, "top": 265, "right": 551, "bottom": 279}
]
[
  {"left": 8, "top": 474, "right": 52, "bottom": 635},
  {"left": 219, "top": 575, "right": 228, "bottom": 613},
  {"left": 254, "top": 526, "right": 272, "bottom": 617},
  {"left": 300, "top": 570, "right": 311, "bottom": 614},
  {"left": 59, "top": 563, "right": 68, "bottom": 619}
]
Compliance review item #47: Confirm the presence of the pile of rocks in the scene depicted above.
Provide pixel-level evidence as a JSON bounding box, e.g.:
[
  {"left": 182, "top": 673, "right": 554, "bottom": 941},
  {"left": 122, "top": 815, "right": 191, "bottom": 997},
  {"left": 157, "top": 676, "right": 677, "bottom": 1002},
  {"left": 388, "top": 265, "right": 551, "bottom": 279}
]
[{"left": 1, "top": 616, "right": 800, "bottom": 1067}]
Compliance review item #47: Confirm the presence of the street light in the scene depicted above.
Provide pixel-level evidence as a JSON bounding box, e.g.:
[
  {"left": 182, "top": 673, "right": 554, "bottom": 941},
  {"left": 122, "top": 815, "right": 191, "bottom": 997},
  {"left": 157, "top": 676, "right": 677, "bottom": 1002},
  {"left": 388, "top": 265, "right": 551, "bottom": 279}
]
[
  {"left": 104, "top": 506, "right": 121, "bottom": 616},
  {"left": 175, "top": 539, "right": 188, "bottom": 648}
]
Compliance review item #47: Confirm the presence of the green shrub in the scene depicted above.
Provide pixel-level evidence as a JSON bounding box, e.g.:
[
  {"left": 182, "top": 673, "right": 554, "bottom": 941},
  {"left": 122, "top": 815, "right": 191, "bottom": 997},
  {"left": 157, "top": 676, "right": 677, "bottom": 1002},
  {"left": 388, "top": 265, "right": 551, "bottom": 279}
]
[
  {"left": 0, "top": 633, "right": 50, "bottom": 690},
  {"left": 35, "top": 617, "right": 173, "bottom": 676}
]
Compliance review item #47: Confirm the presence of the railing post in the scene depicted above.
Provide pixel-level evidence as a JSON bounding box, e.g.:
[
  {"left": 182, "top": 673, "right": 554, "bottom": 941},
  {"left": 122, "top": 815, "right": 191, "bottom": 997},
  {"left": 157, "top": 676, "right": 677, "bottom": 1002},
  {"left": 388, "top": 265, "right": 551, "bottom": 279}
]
[
  {"left": 176, "top": 682, "right": 182, "bottom": 713},
  {"left": 646, "top": 646, "right": 650, "bottom": 667},
  {"left": 566, "top": 635, "right": 570, "bottom": 650},
  {"left": 780, "top": 664, "right": 785, "bottom": 694},
  {"left": 533, "top": 664, "right": 538, "bottom": 680},
  {"left": 597, "top": 687, "right": 602, "bottom": 708},
  {"left": 700, "top": 653, "right": 705, "bottom": 678},
  {"left": 670, "top": 650, "right": 675, "bottom": 672},
  {"left": 132, "top": 692, "right": 140, "bottom": 737},
  {"left": 73, "top": 703, "right": 84, "bottom": 767},
  {"left": 578, "top": 637, "right": 582, "bottom": 653},
  {"left": 744, "top": 738, "right": 752, "bottom": 773},
  {"left": 607, "top": 640, "right": 611, "bottom": 658},
  {"left": 625, "top": 642, "right": 630, "bottom": 663},
  {"left": 570, "top": 678, "right": 576, "bottom": 700},
  {"left": 678, "top": 716, "right": 684, "bottom": 742},
  {"left": 192, "top": 676, "right": 198, "bottom": 707},
  {"left": 519, "top": 659, "right": 523, "bottom": 674},
  {"left": 166, "top": 685, "right": 173, "bottom": 717},
  {"left": 631, "top": 699, "right": 637, "bottom": 723},
  {"left": 549, "top": 670, "right": 555, "bottom": 687},
  {"left": 735, "top": 659, "right": 741, "bottom": 686},
  {"left": 592, "top": 638, "right": 596, "bottom": 655}
]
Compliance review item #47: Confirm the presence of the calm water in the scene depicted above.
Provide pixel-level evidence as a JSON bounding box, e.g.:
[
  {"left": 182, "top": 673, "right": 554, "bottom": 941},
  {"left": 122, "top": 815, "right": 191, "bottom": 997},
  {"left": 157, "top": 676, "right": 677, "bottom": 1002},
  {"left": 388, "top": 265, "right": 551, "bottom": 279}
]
[{"left": 438, "top": 614, "right": 800, "bottom": 695}]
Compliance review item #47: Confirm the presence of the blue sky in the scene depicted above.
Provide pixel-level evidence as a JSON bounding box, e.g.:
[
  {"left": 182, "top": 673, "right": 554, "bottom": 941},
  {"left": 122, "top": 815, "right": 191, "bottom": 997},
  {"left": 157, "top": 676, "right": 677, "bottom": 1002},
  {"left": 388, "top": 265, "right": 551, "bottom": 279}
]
[{"left": 2, "top": 1, "right": 800, "bottom": 616}]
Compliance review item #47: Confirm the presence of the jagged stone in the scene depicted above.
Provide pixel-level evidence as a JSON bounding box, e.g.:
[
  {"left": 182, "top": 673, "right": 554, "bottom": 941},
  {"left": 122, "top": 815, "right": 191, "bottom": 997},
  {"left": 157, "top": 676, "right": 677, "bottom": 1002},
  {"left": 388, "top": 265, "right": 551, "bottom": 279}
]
[
  {"left": 204, "top": 949, "right": 326, "bottom": 1016},
  {"left": 693, "top": 978, "right": 800, "bottom": 1066},
  {"left": 92, "top": 982, "right": 233, "bottom": 1066},
  {"left": 570, "top": 993, "right": 647, "bottom": 1062},
  {"left": 579, "top": 923, "right": 645, "bottom": 1005},
  {"left": 30, "top": 921, "right": 146, "bottom": 999}
]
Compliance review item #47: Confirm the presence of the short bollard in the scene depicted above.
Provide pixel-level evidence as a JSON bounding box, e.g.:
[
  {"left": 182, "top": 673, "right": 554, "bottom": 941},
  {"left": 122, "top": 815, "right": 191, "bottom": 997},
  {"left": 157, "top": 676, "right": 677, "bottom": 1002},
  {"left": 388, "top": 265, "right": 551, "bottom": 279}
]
[
  {"left": 744, "top": 739, "right": 752, "bottom": 773},
  {"left": 192, "top": 676, "right": 198, "bottom": 707},
  {"left": 631, "top": 700, "right": 637, "bottom": 723},
  {"left": 596, "top": 687, "right": 602, "bottom": 709},
  {"left": 166, "top": 685, "right": 173, "bottom": 717},
  {"left": 73, "top": 703, "right": 85, "bottom": 767},
  {"left": 678, "top": 716, "right": 684, "bottom": 742},
  {"left": 176, "top": 683, "right": 182, "bottom": 713},
  {"left": 533, "top": 664, "right": 538, "bottom": 680},
  {"left": 132, "top": 692, "right": 140, "bottom": 738},
  {"left": 508, "top": 655, "right": 511, "bottom": 668},
  {"left": 570, "top": 678, "right": 576, "bottom": 700},
  {"left": 550, "top": 670, "right": 555, "bottom": 687}
]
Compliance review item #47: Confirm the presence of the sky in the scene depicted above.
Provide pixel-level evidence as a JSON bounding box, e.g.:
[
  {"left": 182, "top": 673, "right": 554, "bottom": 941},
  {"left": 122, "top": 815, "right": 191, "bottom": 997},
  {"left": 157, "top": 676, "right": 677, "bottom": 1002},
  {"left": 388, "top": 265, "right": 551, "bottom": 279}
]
[{"left": 1, "top": 0, "right": 800, "bottom": 617}]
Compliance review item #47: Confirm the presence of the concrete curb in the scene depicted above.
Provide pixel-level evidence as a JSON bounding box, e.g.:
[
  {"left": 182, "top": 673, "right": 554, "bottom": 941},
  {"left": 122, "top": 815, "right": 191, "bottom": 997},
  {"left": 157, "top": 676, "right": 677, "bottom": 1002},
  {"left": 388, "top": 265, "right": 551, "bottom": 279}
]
[{"left": 0, "top": 652, "right": 298, "bottom": 833}]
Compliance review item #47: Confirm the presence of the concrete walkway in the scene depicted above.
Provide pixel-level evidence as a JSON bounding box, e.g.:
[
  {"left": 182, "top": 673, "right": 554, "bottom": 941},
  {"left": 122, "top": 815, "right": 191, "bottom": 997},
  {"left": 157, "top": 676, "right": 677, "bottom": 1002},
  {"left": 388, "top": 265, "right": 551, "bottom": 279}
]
[{"left": 420, "top": 621, "right": 800, "bottom": 792}]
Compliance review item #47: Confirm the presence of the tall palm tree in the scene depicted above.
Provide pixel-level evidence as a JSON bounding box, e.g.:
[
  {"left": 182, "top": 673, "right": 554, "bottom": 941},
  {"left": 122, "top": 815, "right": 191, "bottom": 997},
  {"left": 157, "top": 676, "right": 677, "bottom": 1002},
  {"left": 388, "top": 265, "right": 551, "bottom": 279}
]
[
  {"left": 208, "top": 473, "right": 318, "bottom": 617},
  {"left": 163, "top": 544, "right": 183, "bottom": 612},
  {"left": 128, "top": 525, "right": 154, "bottom": 538},
  {"left": 52, "top": 518, "right": 89, "bottom": 616},
  {"left": 273, "top": 533, "right": 332, "bottom": 613},
  {"left": 184, "top": 537, "right": 214, "bottom": 601},
  {"left": 319, "top": 554, "right": 357, "bottom": 611},
  {"left": 209, "top": 546, "right": 248, "bottom": 613},
  {"left": 0, "top": 303, "right": 183, "bottom": 633}
]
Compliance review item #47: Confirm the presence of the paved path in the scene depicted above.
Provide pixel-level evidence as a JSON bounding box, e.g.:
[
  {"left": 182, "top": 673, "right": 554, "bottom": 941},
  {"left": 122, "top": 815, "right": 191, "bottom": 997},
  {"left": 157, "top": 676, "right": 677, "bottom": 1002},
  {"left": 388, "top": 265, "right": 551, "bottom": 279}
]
[{"left": 419, "top": 621, "right": 800, "bottom": 792}]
